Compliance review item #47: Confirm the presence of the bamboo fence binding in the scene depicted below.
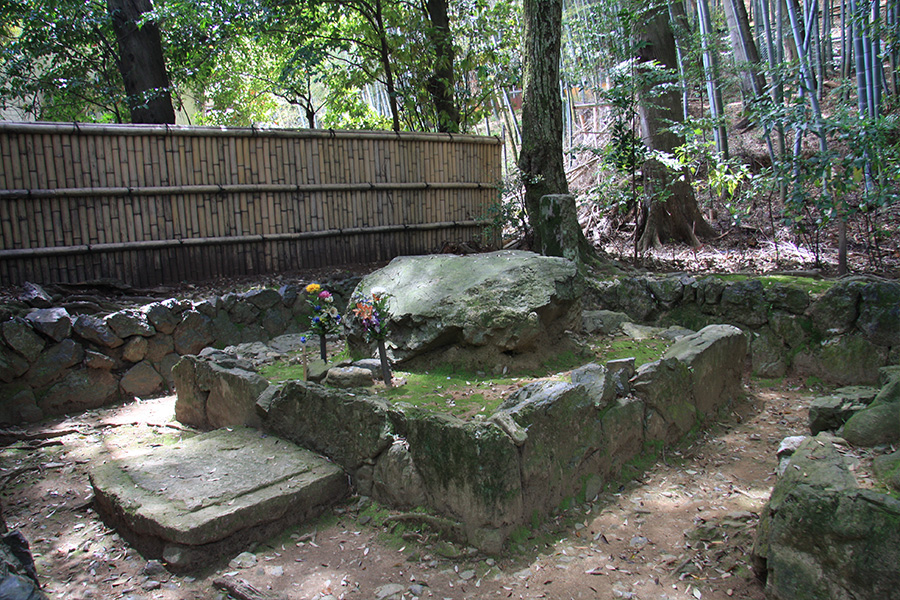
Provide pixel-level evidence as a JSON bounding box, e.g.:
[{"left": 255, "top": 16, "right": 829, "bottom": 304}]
[{"left": 0, "top": 122, "right": 500, "bottom": 286}]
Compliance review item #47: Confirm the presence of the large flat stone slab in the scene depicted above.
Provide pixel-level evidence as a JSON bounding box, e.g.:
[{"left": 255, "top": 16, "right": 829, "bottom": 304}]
[{"left": 90, "top": 427, "right": 348, "bottom": 571}]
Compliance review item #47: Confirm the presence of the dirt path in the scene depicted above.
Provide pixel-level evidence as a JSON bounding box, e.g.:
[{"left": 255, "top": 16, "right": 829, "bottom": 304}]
[{"left": 1, "top": 378, "right": 813, "bottom": 600}]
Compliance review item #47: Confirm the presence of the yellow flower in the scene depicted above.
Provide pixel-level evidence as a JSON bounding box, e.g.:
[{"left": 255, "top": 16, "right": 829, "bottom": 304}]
[{"left": 305, "top": 283, "right": 321, "bottom": 294}]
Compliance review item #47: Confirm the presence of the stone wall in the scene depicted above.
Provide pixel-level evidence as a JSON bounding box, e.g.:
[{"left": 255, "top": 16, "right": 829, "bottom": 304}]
[
  {"left": 176, "top": 324, "right": 748, "bottom": 553},
  {"left": 588, "top": 275, "right": 899, "bottom": 385},
  {"left": 0, "top": 279, "right": 359, "bottom": 425}
]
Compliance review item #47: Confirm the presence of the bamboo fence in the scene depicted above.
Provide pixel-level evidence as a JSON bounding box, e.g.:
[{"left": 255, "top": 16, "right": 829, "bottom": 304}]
[{"left": 0, "top": 122, "right": 501, "bottom": 287}]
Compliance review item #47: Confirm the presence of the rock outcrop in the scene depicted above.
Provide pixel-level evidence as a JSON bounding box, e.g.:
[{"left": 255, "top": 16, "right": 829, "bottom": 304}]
[
  {"left": 345, "top": 251, "right": 582, "bottom": 371},
  {"left": 752, "top": 435, "right": 900, "bottom": 600}
]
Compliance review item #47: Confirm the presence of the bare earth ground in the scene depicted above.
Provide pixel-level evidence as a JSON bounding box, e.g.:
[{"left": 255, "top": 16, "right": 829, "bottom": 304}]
[{"left": 1, "top": 375, "right": 822, "bottom": 600}]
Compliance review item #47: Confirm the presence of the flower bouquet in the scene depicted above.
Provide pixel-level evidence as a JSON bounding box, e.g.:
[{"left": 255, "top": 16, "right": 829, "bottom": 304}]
[
  {"left": 352, "top": 290, "right": 392, "bottom": 387},
  {"left": 305, "top": 283, "right": 341, "bottom": 361}
]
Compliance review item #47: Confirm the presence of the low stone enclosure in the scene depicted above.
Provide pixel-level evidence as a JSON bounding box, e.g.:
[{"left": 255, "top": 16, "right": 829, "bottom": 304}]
[{"left": 2, "top": 251, "right": 899, "bottom": 576}]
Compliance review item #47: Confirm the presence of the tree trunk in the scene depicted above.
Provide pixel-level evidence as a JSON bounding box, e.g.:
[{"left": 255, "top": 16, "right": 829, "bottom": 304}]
[
  {"left": 722, "top": 0, "right": 767, "bottom": 106},
  {"left": 107, "top": 0, "right": 176, "bottom": 124},
  {"left": 518, "top": 0, "right": 569, "bottom": 253},
  {"left": 635, "top": 6, "right": 716, "bottom": 251},
  {"left": 425, "top": 0, "right": 460, "bottom": 133}
]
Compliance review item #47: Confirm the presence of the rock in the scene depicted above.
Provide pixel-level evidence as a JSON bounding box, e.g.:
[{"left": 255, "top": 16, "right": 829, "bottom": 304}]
[
  {"left": 90, "top": 428, "right": 348, "bottom": 572},
  {"left": 172, "top": 311, "right": 214, "bottom": 355},
  {"left": 764, "top": 283, "right": 810, "bottom": 314},
  {"left": 259, "top": 381, "right": 394, "bottom": 470},
  {"left": 84, "top": 350, "right": 116, "bottom": 370},
  {"left": 121, "top": 361, "right": 164, "bottom": 399},
  {"left": 228, "top": 299, "right": 259, "bottom": 324},
  {"left": 807, "top": 279, "right": 863, "bottom": 334},
  {"left": 582, "top": 310, "right": 628, "bottom": 335},
  {"left": 25, "top": 307, "right": 72, "bottom": 342},
  {"left": 797, "top": 333, "right": 889, "bottom": 385},
  {"left": 122, "top": 337, "right": 149, "bottom": 363},
  {"left": 261, "top": 307, "right": 290, "bottom": 337},
  {"left": 776, "top": 435, "right": 809, "bottom": 476},
  {"left": 0, "top": 388, "right": 42, "bottom": 424},
  {"left": 661, "top": 324, "right": 747, "bottom": 416},
  {"left": 324, "top": 366, "right": 374, "bottom": 388},
  {"left": 73, "top": 314, "right": 124, "bottom": 348},
  {"left": 720, "top": 279, "right": 768, "bottom": 327},
  {"left": 0, "top": 345, "right": 30, "bottom": 383},
  {"left": 229, "top": 552, "right": 258, "bottom": 569},
  {"left": 145, "top": 334, "right": 175, "bottom": 363},
  {"left": 1, "top": 318, "right": 45, "bottom": 362},
  {"left": 616, "top": 278, "right": 657, "bottom": 322},
  {"left": 26, "top": 340, "right": 84, "bottom": 387},
  {"left": 0, "top": 528, "right": 49, "bottom": 600},
  {"left": 841, "top": 401, "right": 900, "bottom": 446},
  {"left": 375, "top": 583, "right": 405, "bottom": 600},
  {"left": 211, "top": 312, "right": 242, "bottom": 348},
  {"left": 20, "top": 281, "right": 53, "bottom": 308},
  {"left": 751, "top": 329, "right": 788, "bottom": 378},
  {"left": 143, "top": 302, "right": 179, "bottom": 335},
  {"left": 633, "top": 358, "right": 696, "bottom": 444},
  {"left": 569, "top": 363, "right": 616, "bottom": 408},
  {"left": 106, "top": 310, "right": 155, "bottom": 338},
  {"left": 352, "top": 358, "right": 382, "bottom": 376},
  {"left": 346, "top": 251, "right": 582, "bottom": 369},
  {"left": 696, "top": 276, "right": 727, "bottom": 309},
  {"left": 856, "top": 280, "right": 900, "bottom": 347},
  {"left": 373, "top": 440, "right": 427, "bottom": 509},
  {"left": 39, "top": 368, "right": 118, "bottom": 414},
  {"left": 240, "top": 288, "right": 282, "bottom": 310},
  {"left": 279, "top": 284, "right": 299, "bottom": 307},
  {"left": 808, "top": 387, "right": 878, "bottom": 435},
  {"left": 873, "top": 451, "right": 900, "bottom": 492},
  {"left": 752, "top": 435, "right": 900, "bottom": 600},
  {"left": 173, "top": 356, "right": 270, "bottom": 429},
  {"left": 647, "top": 276, "right": 685, "bottom": 306}
]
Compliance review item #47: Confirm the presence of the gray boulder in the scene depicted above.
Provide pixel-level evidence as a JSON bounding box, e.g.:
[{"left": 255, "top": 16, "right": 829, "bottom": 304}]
[
  {"left": 106, "top": 310, "right": 155, "bottom": 338},
  {"left": 346, "top": 251, "right": 582, "bottom": 369},
  {"left": 856, "top": 280, "right": 900, "bottom": 347},
  {"left": 808, "top": 386, "right": 878, "bottom": 435},
  {"left": 258, "top": 380, "right": 395, "bottom": 470},
  {"left": 172, "top": 311, "right": 214, "bottom": 355},
  {"left": 0, "top": 346, "right": 30, "bottom": 383},
  {"left": 173, "top": 356, "right": 270, "bottom": 430},
  {"left": 324, "top": 366, "right": 374, "bottom": 388},
  {"left": 142, "top": 302, "right": 180, "bottom": 335},
  {"left": 73, "top": 314, "right": 124, "bottom": 348},
  {"left": 25, "top": 307, "right": 71, "bottom": 342},
  {"left": 753, "top": 435, "right": 900, "bottom": 600},
  {"left": 120, "top": 361, "right": 165, "bottom": 398},
  {"left": 661, "top": 324, "right": 747, "bottom": 416},
  {"left": 1, "top": 318, "right": 45, "bottom": 362},
  {"left": 372, "top": 440, "right": 427, "bottom": 509},
  {"left": 26, "top": 340, "right": 84, "bottom": 387},
  {"left": 39, "top": 368, "right": 118, "bottom": 414}
]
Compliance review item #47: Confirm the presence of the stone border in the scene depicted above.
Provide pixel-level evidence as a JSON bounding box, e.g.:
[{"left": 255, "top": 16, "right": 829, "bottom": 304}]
[
  {"left": 175, "top": 324, "right": 748, "bottom": 553},
  {"left": 0, "top": 278, "right": 360, "bottom": 424}
]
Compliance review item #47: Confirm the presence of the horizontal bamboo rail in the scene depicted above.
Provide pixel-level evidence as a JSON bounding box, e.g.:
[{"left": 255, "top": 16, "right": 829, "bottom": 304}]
[
  {"left": 0, "top": 220, "right": 481, "bottom": 258},
  {"left": 0, "top": 181, "right": 496, "bottom": 200},
  {"left": 0, "top": 122, "right": 501, "bottom": 286}
]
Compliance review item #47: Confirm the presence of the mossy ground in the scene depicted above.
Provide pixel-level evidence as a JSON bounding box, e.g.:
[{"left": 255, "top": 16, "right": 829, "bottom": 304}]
[{"left": 257, "top": 332, "right": 673, "bottom": 419}]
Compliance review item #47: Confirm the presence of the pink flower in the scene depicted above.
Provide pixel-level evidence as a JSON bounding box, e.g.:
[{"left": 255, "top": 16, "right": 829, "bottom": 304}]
[{"left": 318, "top": 290, "right": 332, "bottom": 300}]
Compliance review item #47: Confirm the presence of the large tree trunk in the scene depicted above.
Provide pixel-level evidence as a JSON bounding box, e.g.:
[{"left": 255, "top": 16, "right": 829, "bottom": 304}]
[
  {"left": 518, "top": 0, "right": 569, "bottom": 254},
  {"left": 425, "top": 0, "right": 460, "bottom": 132},
  {"left": 635, "top": 6, "right": 716, "bottom": 251},
  {"left": 107, "top": 0, "right": 176, "bottom": 124}
]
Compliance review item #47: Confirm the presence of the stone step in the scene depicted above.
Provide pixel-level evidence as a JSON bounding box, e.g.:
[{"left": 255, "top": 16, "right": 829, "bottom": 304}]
[{"left": 90, "top": 427, "right": 348, "bottom": 571}]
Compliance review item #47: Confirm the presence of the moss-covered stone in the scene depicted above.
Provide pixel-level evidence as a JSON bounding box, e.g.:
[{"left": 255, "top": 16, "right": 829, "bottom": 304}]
[
  {"left": 753, "top": 436, "right": 900, "bottom": 600},
  {"left": 857, "top": 281, "right": 900, "bottom": 347}
]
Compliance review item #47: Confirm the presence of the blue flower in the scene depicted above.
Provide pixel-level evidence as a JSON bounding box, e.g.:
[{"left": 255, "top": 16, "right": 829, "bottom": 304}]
[{"left": 301, "top": 336, "right": 307, "bottom": 343}]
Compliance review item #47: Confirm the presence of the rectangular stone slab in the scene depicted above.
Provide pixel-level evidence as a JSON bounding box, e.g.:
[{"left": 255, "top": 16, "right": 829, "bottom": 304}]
[{"left": 90, "top": 427, "right": 347, "bottom": 562}]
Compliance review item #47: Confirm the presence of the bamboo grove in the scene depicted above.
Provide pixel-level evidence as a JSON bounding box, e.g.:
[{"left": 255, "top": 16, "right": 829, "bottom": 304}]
[{"left": 1, "top": 0, "right": 899, "bottom": 269}]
